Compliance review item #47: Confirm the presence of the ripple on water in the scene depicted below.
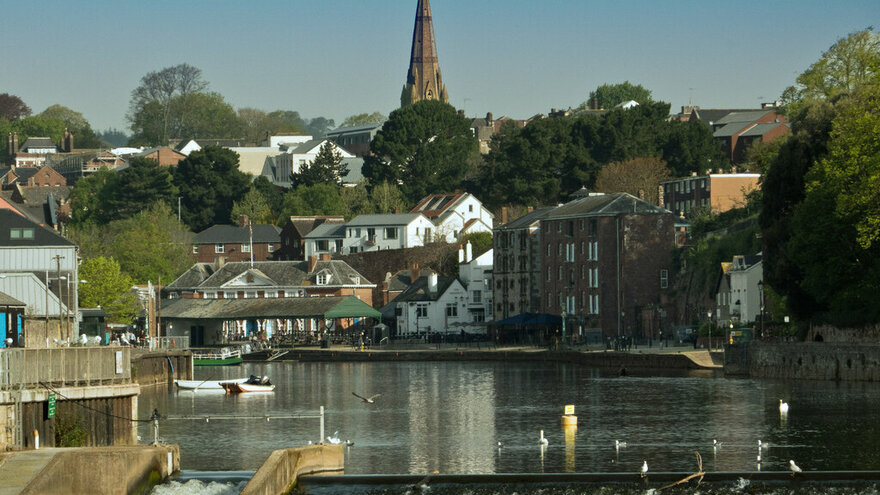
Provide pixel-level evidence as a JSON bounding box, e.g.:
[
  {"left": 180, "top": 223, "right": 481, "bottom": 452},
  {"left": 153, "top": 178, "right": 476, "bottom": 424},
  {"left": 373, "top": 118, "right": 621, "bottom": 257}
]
[{"left": 149, "top": 479, "right": 248, "bottom": 495}]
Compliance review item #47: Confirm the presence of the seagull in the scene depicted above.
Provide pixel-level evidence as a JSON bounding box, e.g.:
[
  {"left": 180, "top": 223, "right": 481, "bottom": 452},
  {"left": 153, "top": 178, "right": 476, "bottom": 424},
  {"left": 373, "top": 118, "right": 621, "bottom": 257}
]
[
  {"left": 352, "top": 392, "right": 381, "bottom": 404},
  {"left": 790, "top": 459, "right": 802, "bottom": 474},
  {"left": 641, "top": 460, "right": 649, "bottom": 477},
  {"left": 411, "top": 470, "right": 440, "bottom": 492},
  {"left": 326, "top": 431, "right": 341, "bottom": 445},
  {"left": 779, "top": 399, "right": 790, "bottom": 414},
  {"left": 78, "top": 333, "right": 88, "bottom": 345},
  {"left": 90, "top": 336, "right": 102, "bottom": 345},
  {"left": 344, "top": 439, "right": 354, "bottom": 447},
  {"left": 713, "top": 439, "right": 723, "bottom": 447},
  {"left": 758, "top": 439, "right": 769, "bottom": 449},
  {"left": 539, "top": 429, "right": 549, "bottom": 445}
]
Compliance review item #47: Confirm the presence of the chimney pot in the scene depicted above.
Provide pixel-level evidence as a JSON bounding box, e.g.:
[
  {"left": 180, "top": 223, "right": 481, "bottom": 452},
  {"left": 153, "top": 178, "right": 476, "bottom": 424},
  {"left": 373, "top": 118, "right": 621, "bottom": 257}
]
[{"left": 410, "top": 263, "right": 420, "bottom": 283}]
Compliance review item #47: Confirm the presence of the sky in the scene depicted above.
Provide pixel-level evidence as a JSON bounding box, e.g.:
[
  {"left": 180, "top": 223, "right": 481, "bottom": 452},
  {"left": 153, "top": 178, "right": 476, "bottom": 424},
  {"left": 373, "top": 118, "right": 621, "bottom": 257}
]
[{"left": 1, "top": 0, "right": 878, "bottom": 134}]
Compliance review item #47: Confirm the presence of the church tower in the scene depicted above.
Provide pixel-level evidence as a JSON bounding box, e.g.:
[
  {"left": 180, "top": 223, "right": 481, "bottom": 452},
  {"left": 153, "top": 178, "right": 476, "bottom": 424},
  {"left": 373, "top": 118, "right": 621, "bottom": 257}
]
[{"left": 401, "top": 0, "right": 449, "bottom": 107}]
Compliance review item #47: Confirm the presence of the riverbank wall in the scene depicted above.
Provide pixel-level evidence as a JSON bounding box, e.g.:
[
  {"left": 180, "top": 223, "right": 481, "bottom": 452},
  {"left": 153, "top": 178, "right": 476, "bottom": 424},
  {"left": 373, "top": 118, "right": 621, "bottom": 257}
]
[
  {"left": 131, "top": 350, "right": 192, "bottom": 387},
  {"left": 241, "top": 444, "right": 344, "bottom": 495},
  {"left": 725, "top": 342, "right": 880, "bottom": 381}
]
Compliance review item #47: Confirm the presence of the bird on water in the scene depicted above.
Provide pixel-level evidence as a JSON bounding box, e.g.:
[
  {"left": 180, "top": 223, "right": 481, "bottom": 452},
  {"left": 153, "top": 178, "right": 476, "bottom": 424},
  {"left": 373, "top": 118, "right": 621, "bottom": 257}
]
[
  {"left": 539, "top": 429, "right": 549, "bottom": 445},
  {"left": 779, "top": 399, "right": 790, "bottom": 413},
  {"left": 641, "top": 460, "right": 649, "bottom": 477},
  {"left": 326, "top": 431, "right": 341, "bottom": 444},
  {"left": 790, "top": 459, "right": 802, "bottom": 474}
]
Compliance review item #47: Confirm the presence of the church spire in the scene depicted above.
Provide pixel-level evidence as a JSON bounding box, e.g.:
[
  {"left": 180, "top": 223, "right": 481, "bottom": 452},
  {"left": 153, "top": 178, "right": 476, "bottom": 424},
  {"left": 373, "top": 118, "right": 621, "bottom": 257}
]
[{"left": 401, "top": 0, "right": 448, "bottom": 107}]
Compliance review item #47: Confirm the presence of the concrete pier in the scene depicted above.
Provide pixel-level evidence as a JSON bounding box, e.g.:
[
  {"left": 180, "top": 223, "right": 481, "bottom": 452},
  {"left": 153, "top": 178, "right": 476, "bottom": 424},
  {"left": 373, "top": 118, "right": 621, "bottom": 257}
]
[
  {"left": 241, "top": 444, "right": 344, "bottom": 495},
  {"left": 0, "top": 445, "right": 179, "bottom": 495}
]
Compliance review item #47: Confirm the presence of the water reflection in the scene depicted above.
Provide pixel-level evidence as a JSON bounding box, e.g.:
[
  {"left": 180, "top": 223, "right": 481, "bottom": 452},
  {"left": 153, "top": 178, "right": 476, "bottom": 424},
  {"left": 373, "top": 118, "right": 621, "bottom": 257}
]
[{"left": 138, "top": 361, "right": 880, "bottom": 474}]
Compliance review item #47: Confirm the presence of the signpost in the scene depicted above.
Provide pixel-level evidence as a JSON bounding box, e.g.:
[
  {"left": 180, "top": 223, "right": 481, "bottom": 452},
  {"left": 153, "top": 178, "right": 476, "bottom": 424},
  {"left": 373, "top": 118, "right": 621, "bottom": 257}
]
[{"left": 47, "top": 393, "right": 56, "bottom": 419}]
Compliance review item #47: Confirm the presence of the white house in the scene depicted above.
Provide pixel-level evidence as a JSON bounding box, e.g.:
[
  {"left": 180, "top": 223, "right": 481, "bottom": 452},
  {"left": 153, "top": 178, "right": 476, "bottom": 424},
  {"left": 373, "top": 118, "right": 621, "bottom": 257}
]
[
  {"left": 261, "top": 139, "right": 355, "bottom": 188},
  {"left": 457, "top": 242, "right": 493, "bottom": 334},
  {"left": 715, "top": 254, "right": 763, "bottom": 325},
  {"left": 303, "top": 213, "right": 435, "bottom": 259},
  {"left": 391, "top": 273, "right": 469, "bottom": 339},
  {"left": 409, "top": 193, "right": 494, "bottom": 242}
]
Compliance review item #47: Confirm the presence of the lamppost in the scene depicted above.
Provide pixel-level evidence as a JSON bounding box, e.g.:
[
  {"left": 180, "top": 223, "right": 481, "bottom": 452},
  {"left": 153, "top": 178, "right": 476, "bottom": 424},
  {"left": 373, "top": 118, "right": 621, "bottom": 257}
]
[
  {"left": 757, "top": 280, "right": 765, "bottom": 339},
  {"left": 561, "top": 306, "right": 567, "bottom": 346},
  {"left": 707, "top": 311, "right": 712, "bottom": 350}
]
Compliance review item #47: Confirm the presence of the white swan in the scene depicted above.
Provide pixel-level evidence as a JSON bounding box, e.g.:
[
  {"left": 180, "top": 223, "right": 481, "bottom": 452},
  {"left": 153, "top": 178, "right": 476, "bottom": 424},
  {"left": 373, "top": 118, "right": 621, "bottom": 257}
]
[
  {"left": 326, "top": 431, "right": 341, "bottom": 444},
  {"left": 790, "top": 459, "right": 802, "bottom": 473},
  {"left": 641, "top": 460, "right": 648, "bottom": 477},
  {"left": 779, "top": 399, "right": 790, "bottom": 414},
  {"left": 539, "top": 429, "right": 549, "bottom": 445}
]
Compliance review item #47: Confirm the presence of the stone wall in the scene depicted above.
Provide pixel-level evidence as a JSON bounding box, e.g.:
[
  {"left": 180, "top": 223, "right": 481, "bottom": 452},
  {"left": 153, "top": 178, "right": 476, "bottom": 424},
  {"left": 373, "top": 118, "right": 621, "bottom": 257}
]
[
  {"left": 131, "top": 351, "right": 192, "bottom": 387},
  {"left": 806, "top": 323, "right": 880, "bottom": 344},
  {"left": 745, "top": 342, "right": 880, "bottom": 381},
  {"left": 241, "top": 444, "right": 344, "bottom": 495}
]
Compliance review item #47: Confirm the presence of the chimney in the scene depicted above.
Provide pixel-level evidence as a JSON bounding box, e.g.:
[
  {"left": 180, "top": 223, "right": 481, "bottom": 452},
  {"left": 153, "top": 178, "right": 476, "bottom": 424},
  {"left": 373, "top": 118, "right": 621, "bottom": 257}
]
[
  {"left": 486, "top": 112, "right": 493, "bottom": 122},
  {"left": 308, "top": 255, "right": 318, "bottom": 273},
  {"left": 465, "top": 240, "right": 473, "bottom": 263},
  {"left": 320, "top": 253, "right": 332, "bottom": 261},
  {"left": 501, "top": 206, "right": 508, "bottom": 225},
  {"left": 393, "top": 207, "right": 400, "bottom": 214},
  {"left": 458, "top": 245, "right": 464, "bottom": 263},
  {"left": 238, "top": 214, "right": 249, "bottom": 227},
  {"left": 428, "top": 273, "right": 438, "bottom": 292},
  {"left": 527, "top": 206, "right": 534, "bottom": 213},
  {"left": 410, "top": 263, "right": 420, "bottom": 283}
]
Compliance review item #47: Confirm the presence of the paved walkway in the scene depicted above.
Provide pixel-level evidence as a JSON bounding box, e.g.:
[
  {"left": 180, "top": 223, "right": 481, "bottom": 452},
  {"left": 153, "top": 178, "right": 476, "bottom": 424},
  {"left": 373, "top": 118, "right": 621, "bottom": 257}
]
[{"left": 0, "top": 449, "right": 60, "bottom": 495}]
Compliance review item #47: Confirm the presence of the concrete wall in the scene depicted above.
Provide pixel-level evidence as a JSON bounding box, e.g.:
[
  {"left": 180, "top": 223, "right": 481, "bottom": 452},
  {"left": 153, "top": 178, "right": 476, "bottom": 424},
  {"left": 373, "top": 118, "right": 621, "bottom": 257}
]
[
  {"left": 21, "top": 445, "right": 179, "bottom": 495},
  {"left": 241, "top": 444, "right": 344, "bottom": 495},
  {"left": 131, "top": 351, "right": 192, "bottom": 387},
  {"left": 739, "top": 342, "right": 880, "bottom": 381}
]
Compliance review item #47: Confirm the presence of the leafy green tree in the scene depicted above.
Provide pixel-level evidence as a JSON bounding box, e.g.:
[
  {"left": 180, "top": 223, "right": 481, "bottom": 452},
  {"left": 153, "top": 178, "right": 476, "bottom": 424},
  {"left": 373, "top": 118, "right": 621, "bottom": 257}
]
[
  {"left": 174, "top": 146, "right": 251, "bottom": 232},
  {"left": 236, "top": 108, "right": 302, "bottom": 144},
  {"left": 68, "top": 167, "right": 118, "bottom": 225},
  {"left": 340, "top": 112, "right": 386, "bottom": 128},
  {"left": 266, "top": 110, "right": 308, "bottom": 133},
  {"left": 580, "top": 81, "right": 653, "bottom": 110},
  {"left": 364, "top": 100, "right": 478, "bottom": 203},
  {"left": 251, "top": 175, "right": 284, "bottom": 221},
  {"left": 39, "top": 104, "right": 104, "bottom": 149},
  {"left": 231, "top": 187, "right": 274, "bottom": 225},
  {"left": 744, "top": 137, "right": 787, "bottom": 174},
  {"left": 175, "top": 92, "right": 239, "bottom": 139},
  {"left": 108, "top": 203, "right": 195, "bottom": 284},
  {"left": 290, "top": 141, "right": 348, "bottom": 187},
  {"left": 369, "top": 181, "right": 409, "bottom": 214},
  {"left": 99, "top": 128, "right": 130, "bottom": 147},
  {"left": 594, "top": 156, "right": 671, "bottom": 204},
  {"left": 279, "top": 183, "right": 345, "bottom": 217},
  {"left": 127, "top": 63, "right": 208, "bottom": 145},
  {"left": 78, "top": 256, "right": 140, "bottom": 323},
  {"left": 0, "top": 93, "right": 31, "bottom": 120},
  {"left": 340, "top": 181, "right": 373, "bottom": 219},
  {"left": 459, "top": 231, "right": 492, "bottom": 254},
  {"left": 0, "top": 115, "right": 67, "bottom": 162},
  {"left": 305, "top": 117, "right": 336, "bottom": 138},
  {"left": 661, "top": 119, "right": 725, "bottom": 176},
  {"left": 781, "top": 29, "right": 880, "bottom": 112},
  {"left": 105, "top": 158, "right": 178, "bottom": 221}
]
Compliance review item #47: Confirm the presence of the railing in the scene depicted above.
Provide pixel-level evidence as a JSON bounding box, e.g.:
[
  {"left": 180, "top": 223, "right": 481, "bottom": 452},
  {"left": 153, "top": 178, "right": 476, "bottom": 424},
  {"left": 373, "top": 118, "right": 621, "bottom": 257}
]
[
  {"left": 192, "top": 348, "right": 241, "bottom": 361},
  {"left": 0, "top": 347, "right": 132, "bottom": 390},
  {"left": 146, "top": 336, "right": 190, "bottom": 351}
]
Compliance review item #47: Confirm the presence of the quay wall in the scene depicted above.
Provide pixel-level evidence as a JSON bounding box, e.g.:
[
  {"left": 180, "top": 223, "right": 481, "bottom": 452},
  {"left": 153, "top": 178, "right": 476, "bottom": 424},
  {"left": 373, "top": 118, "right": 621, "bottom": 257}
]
[
  {"left": 726, "top": 342, "right": 880, "bottom": 381},
  {"left": 20, "top": 445, "right": 179, "bottom": 495},
  {"left": 284, "top": 348, "right": 707, "bottom": 371},
  {"left": 131, "top": 351, "right": 192, "bottom": 387},
  {"left": 241, "top": 444, "right": 344, "bottom": 495}
]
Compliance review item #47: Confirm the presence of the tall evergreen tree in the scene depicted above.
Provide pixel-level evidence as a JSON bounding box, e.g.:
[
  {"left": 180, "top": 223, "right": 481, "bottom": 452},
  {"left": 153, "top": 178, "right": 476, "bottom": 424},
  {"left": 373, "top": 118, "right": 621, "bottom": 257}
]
[{"left": 174, "top": 146, "right": 250, "bottom": 231}]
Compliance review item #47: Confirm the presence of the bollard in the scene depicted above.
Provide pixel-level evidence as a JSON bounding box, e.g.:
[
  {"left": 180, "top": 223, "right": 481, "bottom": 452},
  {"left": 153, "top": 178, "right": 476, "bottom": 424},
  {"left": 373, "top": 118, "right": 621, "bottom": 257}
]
[
  {"left": 319, "top": 406, "right": 325, "bottom": 444},
  {"left": 34, "top": 430, "right": 39, "bottom": 450}
]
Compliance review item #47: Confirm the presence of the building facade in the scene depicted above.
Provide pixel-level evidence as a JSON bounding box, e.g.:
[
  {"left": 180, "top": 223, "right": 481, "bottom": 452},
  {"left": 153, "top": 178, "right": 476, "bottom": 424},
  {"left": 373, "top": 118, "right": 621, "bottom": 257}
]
[
  {"left": 492, "top": 208, "right": 554, "bottom": 321},
  {"left": 660, "top": 173, "right": 761, "bottom": 217},
  {"left": 192, "top": 224, "right": 281, "bottom": 264}
]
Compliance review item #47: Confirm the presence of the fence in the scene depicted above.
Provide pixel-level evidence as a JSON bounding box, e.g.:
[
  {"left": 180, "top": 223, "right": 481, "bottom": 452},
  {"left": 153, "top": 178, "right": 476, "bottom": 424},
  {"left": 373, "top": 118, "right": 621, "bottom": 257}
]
[
  {"left": 146, "top": 336, "right": 190, "bottom": 351},
  {"left": 0, "top": 347, "right": 131, "bottom": 390}
]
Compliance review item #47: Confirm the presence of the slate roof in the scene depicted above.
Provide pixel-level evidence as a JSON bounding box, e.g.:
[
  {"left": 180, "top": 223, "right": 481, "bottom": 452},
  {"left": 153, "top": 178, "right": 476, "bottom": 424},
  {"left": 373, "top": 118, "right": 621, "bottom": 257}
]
[
  {"left": 165, "top": 260, "right": 373, "bottom": 290},
  {"left": 161, "top": 295, "right": 373, "bottom": 320},
  {"left": 545, "top": 193, "right": 668, "bottom": 220},
  {"left": 713, "top": 110, "right": 773, "bottom": 125},
  {"left": 713, "top": 122, "right": 755, "bottom": 138},
  {"left": 385, "top": 268, "right": 438, "bottom": 292},
  {"left": 286, "top": 217, "right": 344, "bottom": 237},
  {"left": 740, "top": 122, "right": 789, "bottom": 137},
  {"left": 326, "top": 123, "right": 384, "bottom": 135},
  {"left": 19, "top": 137, "right": 57, "bottom": 152},
  {"left": 410, "top": 193, "right": 465, "bottom": 218},
  {"left": 0, "top": 290, "right": 26, "bottom": 307},
  {"left": 194, "top": 224, "right": 281, "bottom": 244},
  {"left": 17, "top": 186, "right": 70, "bottom": 204},
  {"left": 690, "top": 108, "right": 757, "bottom": 126},
  {"left": 392, "top": 275, "right": 462, "bottom": 303},
  {"left": 304, "top": 222, "right": 347, "bottom": 239},
  {"left": 11, "top": 167, "right": 39, "bottom": 182},
  {"left": 496, "top": 207, "right": 555, "bottom": 229},
  {"left": 346, "top": 213, "right": 423, "bottom": 226},
  {"left": 284, "top": 139, "right": 324, "bottom": 154},
  {"left": 0, "top": 209, "right": 74, "bottom": 247}
]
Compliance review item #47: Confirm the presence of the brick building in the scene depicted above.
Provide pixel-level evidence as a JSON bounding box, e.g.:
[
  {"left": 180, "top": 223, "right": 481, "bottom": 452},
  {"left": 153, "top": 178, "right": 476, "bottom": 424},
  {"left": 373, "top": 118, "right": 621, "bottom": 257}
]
[
  {"left": 192, "top": 224, "right": 281, "bottom": 264},
  {"left": 660, "top": 173, "right": 760, "bottom": 217},
  {"left": 276, "top": 216, "right": 345, "bottom": 261},
  {"left": 538, "top": 193, "right": 675, "bottom": 342}
]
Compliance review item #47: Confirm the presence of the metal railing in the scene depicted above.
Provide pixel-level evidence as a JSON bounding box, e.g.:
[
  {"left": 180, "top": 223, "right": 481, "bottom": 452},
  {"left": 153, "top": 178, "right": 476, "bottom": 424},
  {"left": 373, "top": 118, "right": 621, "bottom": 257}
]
[
  {"left": 0, "top": 347, "right": 132, "bottom": 390},
  {"left": 146, "top": 336, "right": 190, "bottom": 351},
  {"left": 191, "top": 348, "right": 241, "bottom": 361}
]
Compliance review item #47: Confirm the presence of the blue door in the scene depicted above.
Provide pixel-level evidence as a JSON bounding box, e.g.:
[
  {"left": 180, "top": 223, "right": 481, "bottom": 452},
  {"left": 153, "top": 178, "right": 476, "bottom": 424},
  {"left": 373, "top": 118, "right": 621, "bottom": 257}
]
[{"left": 0, "top": 312, "right": 7, "bottom": 347}]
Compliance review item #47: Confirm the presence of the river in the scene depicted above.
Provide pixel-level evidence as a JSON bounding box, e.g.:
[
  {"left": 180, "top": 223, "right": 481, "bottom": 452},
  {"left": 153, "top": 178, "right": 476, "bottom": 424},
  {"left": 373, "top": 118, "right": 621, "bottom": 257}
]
[{"left": 138, "top": 360, "right": 880, "bottom": 477}]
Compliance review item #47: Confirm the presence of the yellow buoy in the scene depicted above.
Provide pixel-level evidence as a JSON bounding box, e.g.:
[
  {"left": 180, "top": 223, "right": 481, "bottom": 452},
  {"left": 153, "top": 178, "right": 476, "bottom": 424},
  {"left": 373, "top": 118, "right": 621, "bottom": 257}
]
[{"left": 561, "top": 404, "right": 577, "bottom": 426}]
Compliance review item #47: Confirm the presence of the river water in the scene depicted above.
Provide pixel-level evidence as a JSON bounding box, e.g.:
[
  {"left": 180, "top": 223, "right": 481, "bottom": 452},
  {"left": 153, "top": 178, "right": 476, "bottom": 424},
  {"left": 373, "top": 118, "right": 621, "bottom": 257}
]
[{"left": 139, "top": 360, "right": 880, "bottom": 492}]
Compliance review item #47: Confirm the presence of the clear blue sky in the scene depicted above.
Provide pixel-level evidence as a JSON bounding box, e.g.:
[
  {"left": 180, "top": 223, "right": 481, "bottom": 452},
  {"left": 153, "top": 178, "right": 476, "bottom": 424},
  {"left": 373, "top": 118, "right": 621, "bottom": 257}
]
[{"left": 1, "top": 0, "right": 877, "bottom": 134}]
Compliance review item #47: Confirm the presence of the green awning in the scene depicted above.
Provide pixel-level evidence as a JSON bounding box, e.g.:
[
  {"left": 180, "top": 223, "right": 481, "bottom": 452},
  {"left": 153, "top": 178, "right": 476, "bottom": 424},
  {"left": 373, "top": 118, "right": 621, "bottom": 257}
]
[{"left": 324, "top": 296, "right": 382, "bottom": 319}]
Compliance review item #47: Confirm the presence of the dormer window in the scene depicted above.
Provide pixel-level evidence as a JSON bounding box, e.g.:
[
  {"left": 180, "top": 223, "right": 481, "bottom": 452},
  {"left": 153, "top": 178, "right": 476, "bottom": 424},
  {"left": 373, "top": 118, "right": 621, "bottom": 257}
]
[{"left": 317, "top": 273, "right": 331, "bottom": 285}]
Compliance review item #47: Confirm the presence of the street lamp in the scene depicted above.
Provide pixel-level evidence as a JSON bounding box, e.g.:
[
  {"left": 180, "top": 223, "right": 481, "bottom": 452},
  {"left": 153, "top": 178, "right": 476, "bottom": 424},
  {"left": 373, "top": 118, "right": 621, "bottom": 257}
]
[
  {"left": 561, "top": 306, "right": 567, "bottom": 346},
  {"left": 757, "top": 280, "right": 765, "bottom": 338},
  {"left": 707, "top": 311, "right": 712, "bottom": 350}
]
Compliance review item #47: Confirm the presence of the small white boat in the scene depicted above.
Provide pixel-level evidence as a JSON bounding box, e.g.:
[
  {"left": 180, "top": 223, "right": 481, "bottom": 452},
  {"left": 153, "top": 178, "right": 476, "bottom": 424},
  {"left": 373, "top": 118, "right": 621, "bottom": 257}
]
[
  {"left": 175, "top": 378, "right": 248, "bottom": 390},
  {"left": 223, "top": 382, "right": 275, "bottom": 393}
]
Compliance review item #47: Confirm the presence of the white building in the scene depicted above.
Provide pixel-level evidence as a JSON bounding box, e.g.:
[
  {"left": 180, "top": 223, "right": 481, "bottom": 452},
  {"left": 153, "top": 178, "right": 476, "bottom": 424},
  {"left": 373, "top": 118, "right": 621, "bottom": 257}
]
[
  {"left": 391, "top": 273, "right": 469, "bottom": 339},
  {"left": 261, "top": 139, "right": 354, "bottom": 188},
  {"left": 410, "top": 193, "right": 493, "bottom": 242},
  {"left": 457, "top": 242, "right": 493, "bottom": 335},
  {"left": 715, "top": 254, "right": 763, "bottom": 325},
  {"left": 303, "top": 213, "right": 436, "bottom": 259}
]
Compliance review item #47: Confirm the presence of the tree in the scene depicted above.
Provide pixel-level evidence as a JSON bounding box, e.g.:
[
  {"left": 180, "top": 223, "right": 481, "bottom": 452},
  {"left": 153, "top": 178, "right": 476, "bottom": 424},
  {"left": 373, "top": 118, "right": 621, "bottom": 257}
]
[
  {"left": 594, "top": 156, "right": 671, "bottom": 205},
  {"left": 0, "top": 93, "right": 31, "bottom": 120},
  {"left": 0, "top": 115, "right": 67, "bottom": 163},
  {"left": 781, "top": 29, "right": 880, "bottom": 110},
  {"left": 291, "top": 141, "right": 348, "bottom": 187},
  {"left": 340, "top": 181, "right": 373, "bottom": 219},
  {"left": 68, "top": 167, "right": 119, "bottom": 225},
  {"left": 459, "top": 231, "right": 492, "bottom": 254},
  {"left": 127, "top": 63, "right": 209, "bottom": 145},
  {"left": 581, "top": 81, "right": 653, "bottom": 110},
  {"left": 174, "top": 92, "right": 239, "bottom": 139},
  {"left": 174, "top": 146, "right": 251, "bottom": 232},
  {"left": 231, "top": 187, "right": 274, "bottom": 225},
  {"left": 251, "top": 175, "right": 284, "bottom": 221},
  {"left": 108, "top": 203, "right": 195, "bottom": 284},
  {"left": 369, "top": 181, "right": 409, "bottom": 214},
  {"left": 661, "top": 120, "right": 725, "bottom": 176},
  {"left": 305, "top": 117, "right": 336, "bottom": 138},
  {"left": 340, "top": 112, "right": 386, "bottom": 128},
  {"left": 105, "top": 157, "right": 178, "bottom": 221},
  {"left": 363, "top": 100, "right": 478, "bottom": 203},
  {"left": 78, "top": 256, "right": 140, "bottom": 323},
  {"left": 744, "top": 137, "right": 788, "bottom": 174},
  {"left": 99, "top": 128, "right": 130, "bottom": 147},
  {"left": 39, "top": 104, "right": 105, "bottom": 149},
  {"left": 279, "top": 184, "right": 345, "bottom": 218}
]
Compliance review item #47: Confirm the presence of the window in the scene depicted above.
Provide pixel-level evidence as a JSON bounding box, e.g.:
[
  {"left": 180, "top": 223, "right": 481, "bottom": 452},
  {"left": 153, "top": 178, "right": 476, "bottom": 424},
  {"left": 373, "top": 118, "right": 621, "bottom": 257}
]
[
  {"left": 558, "top": 266, "right": 563, "bottom": 280},
  {"left": 472, "top": 290, "right": 482, "bottom": 303},
  {"left": 557, "top": 222, "right": 561, "bottom": 232},
  {"left": 660, "top": 269, "right": 669, "bottom": 289},
  {"left": 349, "top": 247, "right": 359, "bottom": 254},
  {"left": 367, "top": 228, "right": 376, "bottom": 240},
  {"left": 192, "top": 245, "right": 199, "bottom": 254},
  {"left": 241, "top": 243, "right": 251, "bottom": 253},
  {"left": 590, "top": 219, "right": 598, "bottom": 236},
  {"left": 317, "top": 273, "right": 330, "bottom": 285},
  {"left": 547, "top": 266, "right": 551, "bottom": 281},
  {"left": 546, "top": 243, "right": 551, "bottom": 257},
  {"left": 416, "top": 304, "right": 428, "bottom": 317},
  {"left": 395, "top": 307, "right": 403, "bottom": 317},
  {"left": 215, "top": 244, "right": 225, "bottom": 253},
  {"left": 468, "top": 204, "right": 474, "bottom": 212},
  {"left": 384, "top": 227, "right": 398, "bottom": 240},
  {"left": 557, "top": 243, "right": 562, "bottom": 256},
  {"left": 268, "top": 244, "right": 275, "bottom": 253},
  {"left": 316, "top": 240, "right": 328, "bottom": 251},
  {"left": 446, "top": 304, "right": 458, "bottom": 317}
]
